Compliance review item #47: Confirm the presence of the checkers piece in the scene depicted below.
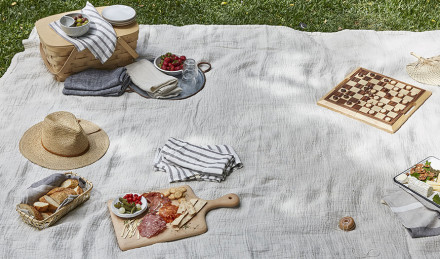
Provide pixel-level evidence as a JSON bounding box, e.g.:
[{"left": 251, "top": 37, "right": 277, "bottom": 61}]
[
  {"left": 339, "top": 217, "right": 356, "bottom": 231},
  {"left": 317, "top": 67, "right": 431, "bottom": 133}
]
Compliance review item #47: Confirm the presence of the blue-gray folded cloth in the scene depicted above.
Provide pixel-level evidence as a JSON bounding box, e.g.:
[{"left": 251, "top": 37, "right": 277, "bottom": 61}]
[{"left": 63, "top": 67, "right": 130, "bottom": 96}]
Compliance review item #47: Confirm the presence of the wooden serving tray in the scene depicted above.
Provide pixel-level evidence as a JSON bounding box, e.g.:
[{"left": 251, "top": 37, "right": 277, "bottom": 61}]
[{"left": 107, "top": 185, "right": 240, "bottom": 251}]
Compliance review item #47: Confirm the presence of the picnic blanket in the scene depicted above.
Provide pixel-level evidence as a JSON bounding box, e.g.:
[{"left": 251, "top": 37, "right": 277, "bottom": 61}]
[{"left": 1, "top": 25, "right": 440, "bottom": 258}]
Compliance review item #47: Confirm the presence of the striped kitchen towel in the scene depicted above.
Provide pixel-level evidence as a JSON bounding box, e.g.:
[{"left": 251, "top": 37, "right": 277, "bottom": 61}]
[
  {"left": 382, "top": 186, "right": 440, "bottom": 238},
  {"left": 49, "top": 2, "right": 117, "bottom": 63},
  {"left": 153, "top": 138, "right": 243, "bottom": 183}
]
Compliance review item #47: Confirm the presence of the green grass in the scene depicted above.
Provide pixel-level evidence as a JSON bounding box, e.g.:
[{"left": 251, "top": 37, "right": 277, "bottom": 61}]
[{"left": 1, "top": 0, "right": 440, "bottom": 77}]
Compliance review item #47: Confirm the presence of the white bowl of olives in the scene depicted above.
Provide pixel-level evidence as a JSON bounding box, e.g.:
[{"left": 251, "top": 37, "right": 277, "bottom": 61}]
[
  {"left": 60, "top": 13, "right": 91, "bottom": 37},
  {"left": 111, "top": 193, "right": 148, "bottom": 219}
]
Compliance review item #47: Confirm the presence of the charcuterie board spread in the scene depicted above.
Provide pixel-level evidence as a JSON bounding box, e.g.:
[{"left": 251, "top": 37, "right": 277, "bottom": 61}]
[
  {"left": 394, "top": 157, "right": 440, "bottom": 209},
  {"left": 317, "top": 67, "right": 431, "bottom": 133},
  {"left": 107, "top": 185, "right": 240, "bottom": 251}
]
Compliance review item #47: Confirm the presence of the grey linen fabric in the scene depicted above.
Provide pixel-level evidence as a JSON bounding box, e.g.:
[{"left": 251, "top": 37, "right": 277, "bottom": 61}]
[
  {"left": 383, "top": 187, "right": 440, "bottom": 238},
  {"left": 63, "top": 67, "right": 130, "bottom": 96},
  {"left": 49, "top": 2, "right": 117, "bottom": 63},
  {"left": 153, "top": 138, "right": 243, "bottom": 182},
  {"left": 3, "top": 25, "right": 440, "bottom": 258}
]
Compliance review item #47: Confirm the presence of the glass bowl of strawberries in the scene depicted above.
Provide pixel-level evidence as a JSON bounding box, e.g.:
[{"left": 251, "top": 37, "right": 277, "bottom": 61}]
[{"left": 154, "top": 53, "right": 187, "bottom": 76}]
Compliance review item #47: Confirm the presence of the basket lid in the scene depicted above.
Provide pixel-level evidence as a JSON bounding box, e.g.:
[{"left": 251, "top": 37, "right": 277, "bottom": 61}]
[
  {"left": 36, "top": 6, "right": 138, "bottom": 48},
  {"left": 406, "top": 52, "right": 440, "bottom": 86}
]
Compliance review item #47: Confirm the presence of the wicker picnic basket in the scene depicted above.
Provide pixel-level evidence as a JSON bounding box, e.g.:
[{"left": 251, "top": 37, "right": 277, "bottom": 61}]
[
  {"left": 16, "top": 172, "right": 93, "bottom": 230},
  {"left": 35, "top": 7, "right": 139, "bottom": 82}
]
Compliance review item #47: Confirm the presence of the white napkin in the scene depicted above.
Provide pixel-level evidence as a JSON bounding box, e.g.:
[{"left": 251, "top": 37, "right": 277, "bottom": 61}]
[{"left": 125, "top": 59, "right": 181, "bottom": 98}]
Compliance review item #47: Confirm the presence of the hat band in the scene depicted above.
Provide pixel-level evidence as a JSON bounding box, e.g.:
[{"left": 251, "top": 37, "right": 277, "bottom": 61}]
[{"left": 41, "top": 139, "right": 90, "bottom": 157}]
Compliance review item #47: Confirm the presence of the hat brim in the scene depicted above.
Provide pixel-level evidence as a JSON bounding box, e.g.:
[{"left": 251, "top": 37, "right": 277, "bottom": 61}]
[{"left": 19, "top": 119, "right": 109, "bottom": 170}]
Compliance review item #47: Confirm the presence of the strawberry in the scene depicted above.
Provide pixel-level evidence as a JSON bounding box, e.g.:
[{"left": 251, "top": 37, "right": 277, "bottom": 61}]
[
  {"left": 180, "top": 56, "right": 186, "bottom": 61},
  {"left": 164, "top": 57, "right": 171, "bottom": 63},
  {"left": 161, "top": 65, "right": 167, "bottom": 70}
]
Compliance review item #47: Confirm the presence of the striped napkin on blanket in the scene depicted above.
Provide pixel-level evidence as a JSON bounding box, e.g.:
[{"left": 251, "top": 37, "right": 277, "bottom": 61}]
[
  {"left": 49, "top": 2, "right": 117, "bottom": 63},
  {"left": 153, "top": 138, "right": 243, "bottom": 182},
  {"left": 382, "top": 186, "right": 440, "bottom": 238}
]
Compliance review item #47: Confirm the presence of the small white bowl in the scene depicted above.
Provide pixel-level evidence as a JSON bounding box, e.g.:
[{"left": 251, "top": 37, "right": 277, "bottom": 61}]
[
  {"left": 111, "top": 193, "right": 148, "bottom": 219},
  {"left": 154, "top": 56, "right": 183, "bottom": 76},
  {"left": 60, "top": 13, "right": 90, "bottom": 37}
]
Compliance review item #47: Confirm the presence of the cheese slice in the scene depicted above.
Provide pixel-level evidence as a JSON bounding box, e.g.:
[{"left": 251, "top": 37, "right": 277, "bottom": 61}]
[
  {"left": 177, "top": 202, "right": 186, "bottom": 214},
  {"left": 171, "top": 211, "right": 188, "bottom": 226},
  {"left": 178, "top": 213, "right": 194, "bottom": 228},
  {"left": 178, "top": 200, "right": 208, "bottom": 228},
  {"left": 193, "top": 199, "right": 207, "bottom": 213},
  {"left": 186, "top": 201, "right": 196, "bottom": 215}
]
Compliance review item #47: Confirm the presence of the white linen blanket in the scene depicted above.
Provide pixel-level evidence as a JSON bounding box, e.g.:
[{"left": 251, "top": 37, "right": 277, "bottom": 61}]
[{"left": 1, "top": 25, "right": 440, "bottom": 258}]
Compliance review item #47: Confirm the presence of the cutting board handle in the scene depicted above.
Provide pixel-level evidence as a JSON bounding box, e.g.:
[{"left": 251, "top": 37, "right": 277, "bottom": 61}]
[{"left": 204, "top": 193, "right": 240, "bottom": 212}]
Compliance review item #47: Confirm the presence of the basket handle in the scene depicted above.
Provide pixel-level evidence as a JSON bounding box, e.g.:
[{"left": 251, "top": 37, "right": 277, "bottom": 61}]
[
  {"left": 197, "top": 62, "right": 212, "bottom": 73},
  {"left": 39, "top": 43, "right": 78, "bottom": 74},
  {"left": 117, "top": 37, "right": 139, "bottom": 59}
]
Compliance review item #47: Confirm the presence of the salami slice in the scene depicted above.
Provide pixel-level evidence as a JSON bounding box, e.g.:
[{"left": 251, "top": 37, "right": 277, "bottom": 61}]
[
  {"left": 158, "top": 204, "right": 180, "bottom": 223},
  {"left": 138, "top": 213, "right": 167, "bottom": 238},
  {"left": 142, "top": 192, "right": 171, "bottom": 213}
]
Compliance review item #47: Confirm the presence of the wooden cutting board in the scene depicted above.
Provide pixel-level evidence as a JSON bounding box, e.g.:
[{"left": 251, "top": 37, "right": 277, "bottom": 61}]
[{"left": 107, "top": 185, "right": 240, "bottom": 251}]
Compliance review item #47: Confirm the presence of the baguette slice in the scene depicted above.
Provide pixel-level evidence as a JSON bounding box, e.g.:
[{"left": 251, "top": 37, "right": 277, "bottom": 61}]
[
  {"left": 73, "top": 186, "right": 83, "bottom": 195},
  {"left": 47, "top": 187, "right": 67, "bottom": 196},
  {"left": 49, "top": 189, "right": 76, "bottom": 204},
  {"left": 40, "top": 195, "right": 60, "bottom": 212},
  {"left": 60, "top": 179, "right": 79, "bottom": 189},
  {"left": 33, "top": 202, "right": 49, "bottom": 212},
  {"left": 41, "top": 212, "right": 53, "bottom": 220},
  {"left": 18, "top": 204, "right": 43, "bottom": 220}
]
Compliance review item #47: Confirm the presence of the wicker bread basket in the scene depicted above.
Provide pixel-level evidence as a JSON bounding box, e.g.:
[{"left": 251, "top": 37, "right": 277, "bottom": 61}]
[
  {"left": 35, "top": 7, "right": 139, "bottom": 82},
  {"left": 16, "top": 172, "right": 93, "bottom": 230}
]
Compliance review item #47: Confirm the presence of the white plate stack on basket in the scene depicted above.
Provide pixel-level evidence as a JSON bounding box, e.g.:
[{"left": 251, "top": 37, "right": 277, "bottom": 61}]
[{"left": 102, "top": 5, "right": 136, "bottom": 26}]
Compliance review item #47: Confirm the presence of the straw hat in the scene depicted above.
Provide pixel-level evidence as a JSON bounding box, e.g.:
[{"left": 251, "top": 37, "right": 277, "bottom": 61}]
[
  {"left": 19, "top": 111, "right": 109, "bottom": 170},
  {"left": 406, "top": 52, "right": 440, "bottom": 86}
]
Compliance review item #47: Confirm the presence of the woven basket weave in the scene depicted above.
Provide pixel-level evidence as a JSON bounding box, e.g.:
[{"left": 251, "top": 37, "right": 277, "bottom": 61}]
[
  {"left": 36, "top": 7, "right": 139, "bottom": 82},
  {"left": 15, "top": 172, "right": 93, "bottom": 230}
]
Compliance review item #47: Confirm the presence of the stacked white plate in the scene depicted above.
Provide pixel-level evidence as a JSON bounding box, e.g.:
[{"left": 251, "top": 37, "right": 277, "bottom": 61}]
[{"left": 102, "top": 5, "right": 136, "bottom": 26}]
